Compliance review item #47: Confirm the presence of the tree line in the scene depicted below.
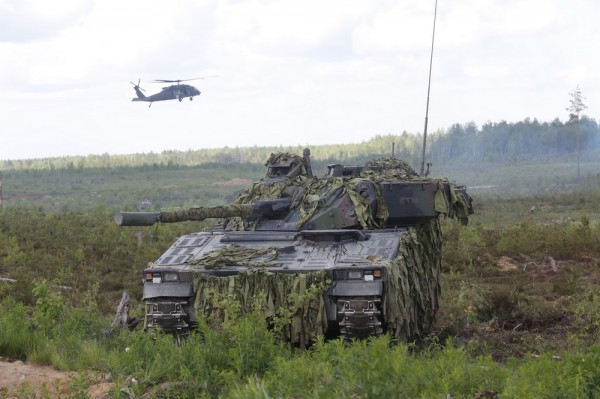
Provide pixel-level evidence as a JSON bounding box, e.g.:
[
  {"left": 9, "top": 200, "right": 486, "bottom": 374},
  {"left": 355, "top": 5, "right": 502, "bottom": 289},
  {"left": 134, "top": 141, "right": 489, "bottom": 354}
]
[
  {"left": 1, "top": 117, "right": 598, "bottom": 171},
  {"left": 429, "top": 117, "right": 599, "bottom": 163}
]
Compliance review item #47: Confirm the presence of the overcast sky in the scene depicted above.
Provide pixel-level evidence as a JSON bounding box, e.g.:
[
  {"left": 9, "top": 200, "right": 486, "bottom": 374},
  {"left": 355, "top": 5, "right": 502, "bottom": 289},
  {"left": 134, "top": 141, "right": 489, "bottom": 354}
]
[{"left": 1, "top": 0, "right": 598, "bottom": 160}]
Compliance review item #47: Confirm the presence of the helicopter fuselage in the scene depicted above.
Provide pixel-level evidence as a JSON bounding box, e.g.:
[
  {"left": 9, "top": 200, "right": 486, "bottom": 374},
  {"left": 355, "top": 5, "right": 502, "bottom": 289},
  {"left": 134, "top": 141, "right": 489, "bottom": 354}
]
[{"left": 132, "top": 84, "right": 200, "bottom": 106}]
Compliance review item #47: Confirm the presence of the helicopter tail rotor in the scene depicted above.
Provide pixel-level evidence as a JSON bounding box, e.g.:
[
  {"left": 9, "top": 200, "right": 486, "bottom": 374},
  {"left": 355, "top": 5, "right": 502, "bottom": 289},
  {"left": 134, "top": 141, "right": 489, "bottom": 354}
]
[
  {"left": 130, "top": 79, "right": 145, "bottom": 91},
  {"left": 131, "top": 78, "right": 146, "bottom": 100}
]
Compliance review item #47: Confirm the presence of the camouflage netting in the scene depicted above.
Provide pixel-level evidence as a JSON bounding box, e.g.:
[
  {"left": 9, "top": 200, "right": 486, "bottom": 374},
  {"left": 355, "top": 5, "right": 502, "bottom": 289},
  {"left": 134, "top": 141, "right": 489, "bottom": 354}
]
[
  {"left": 264, "top": 152, "right": 305, "bottom": 168},
  {"left": 433, "top": 183, "right": 473, "bottom": 225},
  {"left": 233, "top": 176, "right": 308, "bottom": 205},
  {"left": 294, "top": 176, "right": 389, "bottom": 229},
  {"left": 192, "top": 270, "right": 329, "bottom": 344},
  {"left": 380, "top": 218, "right": 442, "bottom": 340},
  {"left": 189, "top": 219, "right": 442, "bottom": 342},
  {"left": 364, "top": 157, "right": 419, "bottom": 178},
  {"left": 230, "top": 156, "right": 470, "bottom": 230},
  {"left": 188, "top": 244, "right": 281, "bottom": 269}
]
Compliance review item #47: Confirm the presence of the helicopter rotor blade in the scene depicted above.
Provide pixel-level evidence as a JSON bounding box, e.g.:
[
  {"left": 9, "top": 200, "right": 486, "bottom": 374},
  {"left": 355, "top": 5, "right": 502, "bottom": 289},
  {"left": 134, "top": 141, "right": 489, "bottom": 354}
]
[{"left": 151, "top": 76, "right": 217, "bottom": 84}]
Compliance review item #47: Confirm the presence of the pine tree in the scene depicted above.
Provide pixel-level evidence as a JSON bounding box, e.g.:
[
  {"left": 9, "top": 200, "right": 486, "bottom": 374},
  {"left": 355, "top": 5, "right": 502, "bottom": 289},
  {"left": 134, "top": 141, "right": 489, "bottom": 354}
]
[{"left": 566, "top": 85, "right": 587, "bottom": 178}]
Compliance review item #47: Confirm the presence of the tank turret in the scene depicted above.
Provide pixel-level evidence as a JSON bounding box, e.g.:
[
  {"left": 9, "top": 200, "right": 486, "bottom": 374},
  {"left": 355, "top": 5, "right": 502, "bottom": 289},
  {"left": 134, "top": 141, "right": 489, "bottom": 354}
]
[{"left": 116, "top": 151, "right": 473, "bottom": 343}]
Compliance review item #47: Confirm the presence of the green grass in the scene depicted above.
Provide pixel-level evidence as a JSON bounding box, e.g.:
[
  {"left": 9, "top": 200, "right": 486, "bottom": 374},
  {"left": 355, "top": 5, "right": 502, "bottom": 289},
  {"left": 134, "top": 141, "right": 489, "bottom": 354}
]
[
  {"left": 3, "top": 157, "right": 600, "bottom": 210},
  {"left": 1, "top": 163, "right": 264, "bottom": 211},
  {"left": 1, "top": 159, "right": 600, "bottom": 397},
  {"left": 3, "top": 287, "right": 600, "bottom": 398}
]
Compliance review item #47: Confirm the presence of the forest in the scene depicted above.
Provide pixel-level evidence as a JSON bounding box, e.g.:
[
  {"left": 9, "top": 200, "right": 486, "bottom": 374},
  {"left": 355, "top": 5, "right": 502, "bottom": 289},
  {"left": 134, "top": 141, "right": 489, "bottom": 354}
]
[
  {"left": 1, "top": 116, "right": 599, "bottom": 171},
  {"left": 1, "top": 117, "right": 600, "bottom": 397}
]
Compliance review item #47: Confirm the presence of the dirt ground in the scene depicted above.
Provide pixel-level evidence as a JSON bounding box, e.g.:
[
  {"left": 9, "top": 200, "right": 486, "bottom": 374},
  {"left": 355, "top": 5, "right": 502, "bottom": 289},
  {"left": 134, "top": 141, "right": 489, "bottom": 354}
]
[{"left": 0, "top": 358, "right": 113, "bottom": 399}]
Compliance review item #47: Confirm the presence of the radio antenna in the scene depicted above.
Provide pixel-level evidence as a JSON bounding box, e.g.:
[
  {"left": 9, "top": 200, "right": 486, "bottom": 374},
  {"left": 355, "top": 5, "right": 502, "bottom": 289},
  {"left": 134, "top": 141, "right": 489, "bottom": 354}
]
[{"left": 419, "top": 0, "right": 438, "bottom": 176}]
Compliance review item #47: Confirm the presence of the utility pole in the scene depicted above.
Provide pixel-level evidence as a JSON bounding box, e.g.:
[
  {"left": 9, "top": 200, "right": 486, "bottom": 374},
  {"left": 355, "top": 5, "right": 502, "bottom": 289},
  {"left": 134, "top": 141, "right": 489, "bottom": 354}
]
[
  {"left": 420, "top": 0, "right": 438, "bottom": 176},
  {"left": 566, "top": 85, "right": 587, "bottom": 180}
]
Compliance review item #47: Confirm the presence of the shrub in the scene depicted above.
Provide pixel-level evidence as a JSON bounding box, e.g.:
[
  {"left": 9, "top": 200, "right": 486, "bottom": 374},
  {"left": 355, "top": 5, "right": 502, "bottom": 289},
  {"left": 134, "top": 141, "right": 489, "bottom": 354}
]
[
  {"left": 0, "top": 297, "right": 39, "bottom": 360},
  {"left": 442, "top": 222, "right": 486, "bottom": 271}
]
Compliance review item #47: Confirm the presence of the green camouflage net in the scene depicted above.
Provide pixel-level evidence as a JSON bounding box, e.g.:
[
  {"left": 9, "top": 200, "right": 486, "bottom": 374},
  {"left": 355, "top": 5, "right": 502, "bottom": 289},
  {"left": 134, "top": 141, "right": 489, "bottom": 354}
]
[
  {"left": 265, "top": 152, "right": 304, "bottom": 168},
  {"left": 364, "top": 157, "right": 419, "bottom": 177},
  {"left": 295, "top": 176, "right": 389, "bottom": 229},
  {"left": 346, "top": 177, "right": 390, "bottom": 228},
  {"left": 188, "top": 243, "right": 282, "bottom": 269},
  {"left": 193, "top": 270, "right": 329, "bottom": 344},
  {"left": 432, "top": 182, "right": 473, "bottom": 225},
  {"left": 380, "top": 218, "right": 442, "bottom": 340},
  {"left": 190, "top": 219, "right": 442, "bottom": 342},
  {"left": 449, "top": 186, "right": 473, "bottom": 225},
  {"left": 228, "top": 156, "right": 470, "bottom": 230},
  {"left": 233, "top": 176, "right": 308, "bottom": 205}
]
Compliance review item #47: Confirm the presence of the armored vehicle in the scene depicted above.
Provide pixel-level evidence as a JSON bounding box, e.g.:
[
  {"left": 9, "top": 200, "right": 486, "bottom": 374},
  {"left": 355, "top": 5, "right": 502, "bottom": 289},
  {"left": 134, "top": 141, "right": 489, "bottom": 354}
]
[{"left": 116, "top": 149, "right": 472, "bottom": 343}]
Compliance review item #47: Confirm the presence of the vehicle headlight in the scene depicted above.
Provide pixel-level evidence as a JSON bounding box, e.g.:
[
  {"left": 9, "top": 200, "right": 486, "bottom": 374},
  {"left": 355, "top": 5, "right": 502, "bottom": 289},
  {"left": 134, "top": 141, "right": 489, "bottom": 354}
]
[
  {"left": 162, "top": 272, "right": 179, "bottom": 282},
  {"left": 348, "top": 270, "right": 363, "bottom": 279}
]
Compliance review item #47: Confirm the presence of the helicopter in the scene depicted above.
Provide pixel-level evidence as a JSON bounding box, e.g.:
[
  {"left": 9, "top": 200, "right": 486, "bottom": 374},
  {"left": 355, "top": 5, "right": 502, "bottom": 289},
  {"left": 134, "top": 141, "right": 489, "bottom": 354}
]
[{"left": 130, "top": 76, "right": 215, "bottom": 107}]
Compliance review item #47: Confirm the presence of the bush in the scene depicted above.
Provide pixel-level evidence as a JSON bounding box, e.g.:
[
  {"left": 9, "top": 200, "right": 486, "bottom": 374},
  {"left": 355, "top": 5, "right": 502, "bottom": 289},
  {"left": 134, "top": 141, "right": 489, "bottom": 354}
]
[
  {"left": 0, "top": 297, "right": 39, "bottom": 360},
  {"left": 442, "top": 222, "right": 486, "bottom": 271}
]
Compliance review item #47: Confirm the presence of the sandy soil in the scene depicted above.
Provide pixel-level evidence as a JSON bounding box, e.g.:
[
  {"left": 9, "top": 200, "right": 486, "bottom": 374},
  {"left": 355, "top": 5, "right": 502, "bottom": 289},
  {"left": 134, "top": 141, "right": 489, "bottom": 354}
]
[{"left": 0, "top": 358, "right": 113, "bottom": 399}]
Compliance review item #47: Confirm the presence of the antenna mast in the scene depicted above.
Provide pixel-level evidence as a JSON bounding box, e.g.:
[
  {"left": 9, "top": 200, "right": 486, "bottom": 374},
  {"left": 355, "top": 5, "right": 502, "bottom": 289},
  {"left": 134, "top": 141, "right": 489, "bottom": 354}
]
[{"left": 419, "top": 0, "right": 438, "bottom": 176}]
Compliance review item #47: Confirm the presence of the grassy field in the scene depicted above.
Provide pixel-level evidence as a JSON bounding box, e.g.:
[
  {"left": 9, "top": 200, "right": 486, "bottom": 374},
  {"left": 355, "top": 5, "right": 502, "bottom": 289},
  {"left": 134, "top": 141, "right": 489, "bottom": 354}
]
[
  {"left": 2, "top": 157, "right": 599, "bottom": 209},
  {"left": 0, "top": 163, "right": 264, "bottom": 211},
  {"left": 1, "top": 159, "right": 600, "bottom": 398}
]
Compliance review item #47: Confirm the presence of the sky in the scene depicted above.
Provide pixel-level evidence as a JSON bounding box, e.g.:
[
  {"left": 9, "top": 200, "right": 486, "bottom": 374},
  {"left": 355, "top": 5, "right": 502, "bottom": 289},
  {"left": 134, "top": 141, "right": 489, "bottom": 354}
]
[{"left": 1, "top": 0, "right": 598, "bottom": 160}]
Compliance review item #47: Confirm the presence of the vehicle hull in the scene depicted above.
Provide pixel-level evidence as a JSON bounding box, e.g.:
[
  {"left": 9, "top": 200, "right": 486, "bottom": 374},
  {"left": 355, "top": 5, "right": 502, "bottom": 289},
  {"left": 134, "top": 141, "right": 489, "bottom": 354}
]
[{"left": 141, "top": 219, "right": 442, "bottom": 342}]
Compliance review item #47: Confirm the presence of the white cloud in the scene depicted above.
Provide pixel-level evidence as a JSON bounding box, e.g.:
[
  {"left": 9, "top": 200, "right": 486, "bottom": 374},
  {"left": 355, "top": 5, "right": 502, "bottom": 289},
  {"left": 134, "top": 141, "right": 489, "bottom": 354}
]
[
  {"left": 463, "top": 63, "right": 509, "bottom": 79},
  {"left": 0, "top": 0, "right": 92, "bottom": 42},
  {"left": 353, "top": 2, "right": 434, "bottom": 55},
  {"left": 0, "top": 0, "right": 599, "bottom": 160},
  {"left": 500, "top": 0, "right": 561, "bottom": 34},
  {"left": 214, "top": 0, "right": 368, "bottom": 55},
  {"left": 20, "top": 0, "right": 86, "bottom": 20}
]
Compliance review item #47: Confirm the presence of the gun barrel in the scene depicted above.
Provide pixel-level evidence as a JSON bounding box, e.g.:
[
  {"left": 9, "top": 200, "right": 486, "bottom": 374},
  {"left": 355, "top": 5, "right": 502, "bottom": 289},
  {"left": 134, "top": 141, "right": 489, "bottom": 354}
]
[
  {"left": 158, "top": 204, "right": 254, "bottom": 223},
  {"left": 115, "top": 200, "right": 291, "bottom": 227},
  {"left": 115, "top": 212, "right": 160, "bottom": 226}
]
